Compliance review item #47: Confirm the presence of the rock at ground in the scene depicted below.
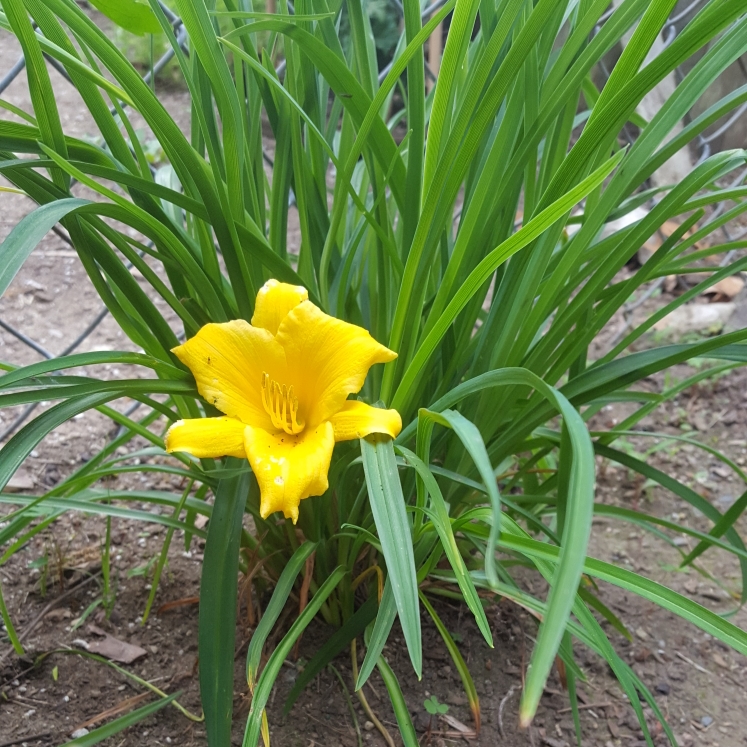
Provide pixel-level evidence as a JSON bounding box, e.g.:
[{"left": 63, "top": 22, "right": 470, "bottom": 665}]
[
  {"left": 653, "top": 302, "right": 735, "bottom": 335},
  {"left": 5, "top": 474, "right": 36, "bottom": 492},
  {"left": 445, "top": 692, "right": 468, "bottom": 706},
  {"left": 541, "top": 737, "right": 569, "bottom": 747},
  {"left": 414, "top": 710, "right": 432, "bottom": 732}
]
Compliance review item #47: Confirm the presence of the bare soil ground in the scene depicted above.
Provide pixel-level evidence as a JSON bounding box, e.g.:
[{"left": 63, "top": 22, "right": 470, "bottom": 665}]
[{"left": 2, "top": 18, "right": 747, "bottom": 747}]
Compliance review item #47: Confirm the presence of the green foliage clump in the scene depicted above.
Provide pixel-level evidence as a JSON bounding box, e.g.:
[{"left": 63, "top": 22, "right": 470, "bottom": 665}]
[{"left": 1, "top": 0, "right": 747, "bottom": 745}]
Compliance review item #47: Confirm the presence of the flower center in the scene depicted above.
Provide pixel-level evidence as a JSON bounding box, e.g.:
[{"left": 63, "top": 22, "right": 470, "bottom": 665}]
[{"left": 261, "top": 373, "right": 304, "bottom": 435}]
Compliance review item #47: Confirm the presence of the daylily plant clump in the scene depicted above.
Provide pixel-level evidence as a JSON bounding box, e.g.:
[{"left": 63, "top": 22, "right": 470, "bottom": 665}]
[
  {"left": 3, "top": 0, "right": 747, "bottom": 744},
  {"left": 165, "top": 280, "right": 401, "bottom": 522}
]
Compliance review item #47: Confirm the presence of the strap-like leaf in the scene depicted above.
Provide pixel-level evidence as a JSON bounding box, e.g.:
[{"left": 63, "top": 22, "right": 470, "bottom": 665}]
[
  {"left": 0, "top": 198, "right": 88, "bottom": 297},
  {"left": 243, "top": 566, "right": 347, "bottom": 747},
  {"left": 356, "top": 578, "right": 397, "bottom": 690},
  {"left": 361, "top": 434, "right": 422, "bottom": 677},
  {"left": 199, "top": 466, "right": 250, "bottom": 747},
  {"left": 246, "top": 540, "right": 318, "bottom": 688}
]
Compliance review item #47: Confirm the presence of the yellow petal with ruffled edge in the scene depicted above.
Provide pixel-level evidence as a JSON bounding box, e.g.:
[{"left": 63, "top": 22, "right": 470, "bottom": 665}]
[
  {"left": 329, "top": 401, "right": 402, "bottom": 442},
  {"left": 172, "top": 320, "right": 286, "bottom": 430},
  {"left": 251, "top": 279, "right": 308, "bottom": 336},
  {"left": 276, "top": 301, "right": 397, "bottom": 429},
  {"left": 165, "top": 416, "right": 247, "bottom": 458},
  {"left": 244, "top": 421, "right": 335, "bottom": 523}
]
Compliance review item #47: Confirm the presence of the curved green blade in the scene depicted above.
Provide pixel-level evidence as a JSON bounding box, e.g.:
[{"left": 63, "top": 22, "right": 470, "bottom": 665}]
[{"left": 199, "top": 465, "right": 250, "bottom": 747}]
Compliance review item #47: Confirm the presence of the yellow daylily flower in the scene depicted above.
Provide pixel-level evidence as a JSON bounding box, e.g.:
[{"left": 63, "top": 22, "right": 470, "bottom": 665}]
[{"left": 165, "top": 279, "right": 401, "bottom": 523}]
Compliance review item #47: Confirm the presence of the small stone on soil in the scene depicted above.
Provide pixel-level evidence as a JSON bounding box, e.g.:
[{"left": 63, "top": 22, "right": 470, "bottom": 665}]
[
  {"left": 446, "top": 692, "right": 467, "bottom": 706},
  {"left": 542, "top": 738, "right": 568, "bottom": 747},
  {"left": 655, "top": 682, "right": 671, "bottom": 695},
  {"left": 415, "top": 711, "right": 432, "bottom": 732},
  {"left": 712, "top": 653, "right": 729, "bottom": 668}
]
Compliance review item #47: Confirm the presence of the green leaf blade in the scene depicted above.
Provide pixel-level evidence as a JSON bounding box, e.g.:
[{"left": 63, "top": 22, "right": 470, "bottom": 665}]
[
  {"left": 361, "top": 434, "right": 422, "bottom": 678},
  {"left": 200, "top": 466, "right": 250, "bottom": 747}
]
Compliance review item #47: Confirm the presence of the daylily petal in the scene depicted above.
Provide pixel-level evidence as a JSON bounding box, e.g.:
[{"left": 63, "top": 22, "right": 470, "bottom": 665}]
[
  {"left": 251, "top": 279, "right": 309, "bottom": 336},
  {"left": 244, "top": 421, "right": 335, "bottom": 523},
  {"left": 329, "top": 401, "right": 402, "bottom": 442},
  {"left": 165, "top": 416, "right": 247, "bottom": 458},
  {"left": 276, "top": 301, "right": 397, "bottom": 428},
  {"left": 173, "top": 320, "right": 286, "bottom": 429}
]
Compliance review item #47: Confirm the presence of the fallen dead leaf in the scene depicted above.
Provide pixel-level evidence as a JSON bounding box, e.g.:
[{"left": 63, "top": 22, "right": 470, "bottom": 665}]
[
  {"left": 440, "top": 713, "right": 474, "bottom": 734},
  {"left": 86, "top": 624, "right": 147, "bottom": 664},
  {"left": 640, "top": 234, "right": 662, "bottom": 261},
  {"left": 663, "top": 274, "right": 677, "bottom": 293},
  {"left": 639, "top": 218, "right": 702, "bottom": 264},
  {"left": 73, "top": 691, "right": 150, "bottom": 730},
  {"left": 660, "top": 219, "right": 694, "bottom": 239},
  {"left": 704, "top": 275, "right": 745, "bottom": 301},
  {"left": 157, "top": 596, "right": 199, "bottom": 615},
  {"left": 65, "top": 546, "right": 102, "bottom": 571}
]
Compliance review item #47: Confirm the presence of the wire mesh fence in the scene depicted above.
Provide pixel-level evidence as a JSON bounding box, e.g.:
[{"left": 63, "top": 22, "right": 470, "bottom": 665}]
[{"left": 0, "top": 1, "right": 745, "bottom": 445}]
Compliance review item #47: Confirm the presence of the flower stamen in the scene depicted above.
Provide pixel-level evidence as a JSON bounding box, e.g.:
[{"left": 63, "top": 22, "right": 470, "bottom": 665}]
[{"left": 261, "top": 373, "right": 304, "bottom": 435}]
